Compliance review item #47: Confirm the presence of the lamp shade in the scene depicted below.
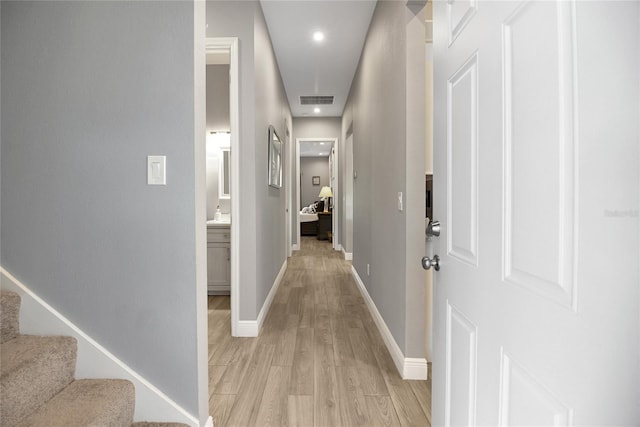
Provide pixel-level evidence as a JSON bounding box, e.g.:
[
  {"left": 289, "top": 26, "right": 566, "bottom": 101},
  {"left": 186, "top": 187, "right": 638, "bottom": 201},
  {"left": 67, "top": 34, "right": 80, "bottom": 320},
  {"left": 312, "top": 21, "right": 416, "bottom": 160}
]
[{"left": 318, "top": 186, "right": 333, "bottom": 198}]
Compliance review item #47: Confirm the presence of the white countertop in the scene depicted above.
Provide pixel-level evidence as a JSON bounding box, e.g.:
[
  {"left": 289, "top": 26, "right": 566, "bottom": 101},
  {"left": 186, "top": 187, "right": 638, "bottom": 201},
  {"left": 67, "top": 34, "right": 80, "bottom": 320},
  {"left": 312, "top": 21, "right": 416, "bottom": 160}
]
[{"left": 207, "top": 214, "right": 231, "bottom": 226}]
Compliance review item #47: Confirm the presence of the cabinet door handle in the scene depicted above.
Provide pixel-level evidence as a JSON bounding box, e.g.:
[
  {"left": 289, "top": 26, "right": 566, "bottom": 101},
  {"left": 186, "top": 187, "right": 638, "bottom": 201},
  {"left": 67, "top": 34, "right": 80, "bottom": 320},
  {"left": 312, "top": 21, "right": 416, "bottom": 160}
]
[{"left": 227, "top": 248, "right": 230, "bottom": 261}]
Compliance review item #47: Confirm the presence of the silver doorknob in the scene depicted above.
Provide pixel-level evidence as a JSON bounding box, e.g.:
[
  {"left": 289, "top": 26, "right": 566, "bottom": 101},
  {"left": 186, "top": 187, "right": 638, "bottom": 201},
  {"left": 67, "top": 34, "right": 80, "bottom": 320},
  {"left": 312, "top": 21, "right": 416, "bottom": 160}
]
[
  {"left": 426, "top": 220, "right": 440, "bottom": 237},
  {"left": 422, "top": 255, "right": 440, "bottom": 271}
]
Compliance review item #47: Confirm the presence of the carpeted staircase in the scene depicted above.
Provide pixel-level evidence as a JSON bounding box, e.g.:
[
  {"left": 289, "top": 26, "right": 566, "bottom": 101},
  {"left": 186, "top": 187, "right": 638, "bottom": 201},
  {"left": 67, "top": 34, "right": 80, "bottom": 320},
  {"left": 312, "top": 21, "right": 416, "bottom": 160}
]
[{"left": 0, "top": 290, "right": 189, "bottom": 427}]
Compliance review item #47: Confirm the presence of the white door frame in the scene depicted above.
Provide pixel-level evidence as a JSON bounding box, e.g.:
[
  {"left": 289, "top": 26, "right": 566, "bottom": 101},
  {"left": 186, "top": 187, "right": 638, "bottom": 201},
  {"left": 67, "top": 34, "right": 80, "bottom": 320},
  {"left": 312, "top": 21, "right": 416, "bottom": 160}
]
[
  {"left": 205, "top": 37, "right": 240, "bottom": 336},
  {"left": 344, "top": 131, "right": 354, "bottom": 260},
  {"left": 330, "top": 142, "right": 340, "bottom": 251},
  {"left": 285, "top": 121, "right": 293, "bottom": 257},
  {"left": 295, "top": 137, "right": 339, "bottom": 250}
]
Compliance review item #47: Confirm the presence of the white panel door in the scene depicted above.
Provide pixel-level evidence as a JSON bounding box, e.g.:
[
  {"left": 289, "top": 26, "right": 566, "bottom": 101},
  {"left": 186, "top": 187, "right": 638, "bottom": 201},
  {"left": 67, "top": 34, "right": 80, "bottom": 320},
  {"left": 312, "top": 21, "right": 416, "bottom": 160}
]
[{"left": 432, "top": 1, "right": 639, "bottom": 425}]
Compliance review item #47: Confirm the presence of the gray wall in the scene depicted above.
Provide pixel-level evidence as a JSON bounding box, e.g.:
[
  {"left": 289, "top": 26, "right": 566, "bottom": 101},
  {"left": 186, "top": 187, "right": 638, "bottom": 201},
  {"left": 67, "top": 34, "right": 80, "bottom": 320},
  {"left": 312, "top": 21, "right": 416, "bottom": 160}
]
[
  {"left": 300, "top": 157, "right": 330, "bottom": 208},
  {"left": 1, "top": 0, "right": 201, "bottom": 416},
  {"left": 206, "top": 64, "right": 231, "bottom": 217},
  {"left": 253, "top": 2, "right": 292, "bottom": 313},
  {"left": 207, "top": 0, "right": 291, "bottom": 320},
  {"left": 292, "top": 117, "right": 341, "bottom": 248},
  {"left": 342, "top": 1, "right": 426, "bottom": 358}
]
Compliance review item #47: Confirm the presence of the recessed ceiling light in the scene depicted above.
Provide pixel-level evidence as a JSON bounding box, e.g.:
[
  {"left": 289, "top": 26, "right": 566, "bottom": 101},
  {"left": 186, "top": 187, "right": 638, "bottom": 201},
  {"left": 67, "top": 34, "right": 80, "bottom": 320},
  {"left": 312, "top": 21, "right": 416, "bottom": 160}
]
[
  {"left": 313, "top": 31, "right": 325, "bottom": 42},
  {"left": 320, "top": 142, "right": 326, "bottom": 145},
  {"left": 314, "top": 107, "right": 321, "bottom": 113}
]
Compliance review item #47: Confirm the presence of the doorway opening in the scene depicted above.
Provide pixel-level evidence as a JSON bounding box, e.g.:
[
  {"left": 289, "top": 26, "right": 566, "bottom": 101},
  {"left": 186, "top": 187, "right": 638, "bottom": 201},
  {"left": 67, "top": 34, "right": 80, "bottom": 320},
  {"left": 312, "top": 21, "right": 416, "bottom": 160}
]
[
  {"left": 205, "top": 37, "right": 240, "bottom": 337},
  {"left": 295, "top": 137, "right": 339, "bottom": 251}
]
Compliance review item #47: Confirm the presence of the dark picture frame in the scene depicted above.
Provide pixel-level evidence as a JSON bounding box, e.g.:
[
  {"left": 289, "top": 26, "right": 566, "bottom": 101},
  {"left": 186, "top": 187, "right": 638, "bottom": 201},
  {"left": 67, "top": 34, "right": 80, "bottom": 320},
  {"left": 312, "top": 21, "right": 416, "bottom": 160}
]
[{"left": 312, "top": 176, "right": 320, "bottom": 185}]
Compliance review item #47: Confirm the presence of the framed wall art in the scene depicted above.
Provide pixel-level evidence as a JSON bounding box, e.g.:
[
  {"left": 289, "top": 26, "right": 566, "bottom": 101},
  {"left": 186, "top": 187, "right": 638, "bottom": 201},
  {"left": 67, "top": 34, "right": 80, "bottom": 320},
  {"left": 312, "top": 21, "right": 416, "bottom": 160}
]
[{"left": 268, "top": 125, "right": 283, "bottom": 188}]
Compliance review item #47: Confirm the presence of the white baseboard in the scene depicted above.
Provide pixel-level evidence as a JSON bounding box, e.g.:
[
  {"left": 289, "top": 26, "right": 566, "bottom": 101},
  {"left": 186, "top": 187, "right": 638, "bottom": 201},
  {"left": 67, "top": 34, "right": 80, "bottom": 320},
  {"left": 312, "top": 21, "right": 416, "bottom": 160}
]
[
  {"left": 404, "top": 358, "right": 429, "bottom": 380},
  {"left": 342, "top": 248, "right": 353, "bottom": 261},
  {"left": 0, "top": 267, "right": 200, "bottom": 426},
  {"left": 350, "top": 266, "right": 428, "bottom": 380},
  {"left": 235, "top": 320, "right": 259, "bottom": 337},
  {"left": 234, "top": 259, "right": 287, "bottom": 338}
]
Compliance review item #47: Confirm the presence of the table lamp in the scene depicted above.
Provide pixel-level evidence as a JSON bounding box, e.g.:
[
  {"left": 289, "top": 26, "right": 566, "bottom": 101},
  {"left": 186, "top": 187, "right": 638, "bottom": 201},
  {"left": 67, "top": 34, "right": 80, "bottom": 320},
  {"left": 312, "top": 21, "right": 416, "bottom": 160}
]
[{"left": 318, "top": 186, "right": 333, "bottom": 212}]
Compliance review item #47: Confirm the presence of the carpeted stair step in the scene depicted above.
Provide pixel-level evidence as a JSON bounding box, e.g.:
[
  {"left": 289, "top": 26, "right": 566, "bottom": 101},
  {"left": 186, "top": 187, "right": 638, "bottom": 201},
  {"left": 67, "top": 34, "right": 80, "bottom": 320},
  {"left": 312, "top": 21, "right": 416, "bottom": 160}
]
[
  {"left": 1, "top": 335, "right": 77, "bottom": 426},
  {"left": 1, "top": 291, "right": 21, "bottom": 343},
  {"left": 16, "top": 379, "right": 135, "bottom": 427}
]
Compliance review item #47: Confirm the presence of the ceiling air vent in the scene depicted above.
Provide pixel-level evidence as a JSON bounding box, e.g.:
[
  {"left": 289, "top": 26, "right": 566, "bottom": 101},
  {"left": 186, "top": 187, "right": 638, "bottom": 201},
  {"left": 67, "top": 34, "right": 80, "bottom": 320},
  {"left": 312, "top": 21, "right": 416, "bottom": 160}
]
[{"left": 300, "top": 96, "right": 334, "bottom": 105}]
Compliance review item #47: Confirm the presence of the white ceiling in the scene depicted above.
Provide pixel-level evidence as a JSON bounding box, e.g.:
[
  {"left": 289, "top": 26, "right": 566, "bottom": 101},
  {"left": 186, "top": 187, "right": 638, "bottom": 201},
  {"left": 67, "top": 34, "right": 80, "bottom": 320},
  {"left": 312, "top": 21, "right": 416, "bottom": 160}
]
[
  {"left": 300, "top": 140, "right": 334, "bottom": 157},
  {"left": 260, "top": 0, "right": 377, "bottom": 118}
]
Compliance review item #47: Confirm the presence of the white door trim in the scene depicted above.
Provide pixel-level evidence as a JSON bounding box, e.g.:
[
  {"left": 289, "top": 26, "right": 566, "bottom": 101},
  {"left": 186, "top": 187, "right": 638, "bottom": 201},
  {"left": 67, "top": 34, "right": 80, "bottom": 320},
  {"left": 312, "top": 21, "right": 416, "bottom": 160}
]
[
  {"left": 285, "top": 121, "right": 293, "bottom": 257},
  {"left": 295, "top": 137, "right": 339, "bottom": 249},
  {"left": 331, "top": 139, "right": 340, "bottom": 251},
  {"left": 205, "top": 37, "right": 240, "bottom": 337}
]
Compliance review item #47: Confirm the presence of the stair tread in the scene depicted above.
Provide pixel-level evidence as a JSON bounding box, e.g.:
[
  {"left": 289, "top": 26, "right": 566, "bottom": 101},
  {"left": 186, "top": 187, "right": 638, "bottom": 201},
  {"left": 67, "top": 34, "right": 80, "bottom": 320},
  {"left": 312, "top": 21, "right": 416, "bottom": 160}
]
[
  {"left": 17, "top": 379, "right": 135, "bottom": 427},
  {"left": 1, "top": 335, "right": 76, "bottom": 376},
  {"left": 1, "top": 335, "right": 77, "bottom": 426},
  {"left": 1, "top": 291, "right": 21, "bottom": 343}
]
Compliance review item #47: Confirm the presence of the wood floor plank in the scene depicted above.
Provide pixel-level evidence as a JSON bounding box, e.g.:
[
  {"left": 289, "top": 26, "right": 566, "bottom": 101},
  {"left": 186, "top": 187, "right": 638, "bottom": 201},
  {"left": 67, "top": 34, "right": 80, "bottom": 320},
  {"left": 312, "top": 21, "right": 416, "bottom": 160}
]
[
  {"left": 208, "top": 295, "right": 230, "bottom": 310},
  {"left": 287, "top": 395, "right": 314, "bottom": 427},
  {"left": 208, "top": 311, "right": 231, "bottom": 343},
  {"left": 386, "top": 381, "right": 430, "bottom": 427},
  {"left": 254, "top": 366, "right": 291, "bottom": 427},
  {"left": 348, "top": 328, "right": 389, "bottom": 396},
  {"left": 314, "top": 328, "right": 340, "bottom": 427},
  {"left": 210, "top": 336, "right": 251, "bottom": 366},
  {"left": 364, "top": 396, "right": 402, "bottom": 427},
  {"left": 213, "top": 338, "right": 259, "bottom": 394},
  {"left": 331, "top": 311, "right": 364, "bottom": 331},
  {"left": 273, "top": 285, "right": 291, "bottom": 304},
  {"left": 224, "top": 343, "right": 276, "bottom": 427},
  {"left": 208, "top": 332, "right": 233, "bottom": 365},
  {"left": 335, "top": 366, "right": 368, "bottom": 426},
  {"left": 287, "top": 287, "right": 303, "bottom": 315},
  {"left": 409, "top": 379, "right": 432, "bottom": 424},
  {"left": 210, "top": 394, "right": 235, "bottom": 427},
  {"left": 331, "top": 325, "right": 356, "bottom": 367},
  {"left": 289, "top": 328, "right": 314, "bottom": 395},
  {"left": 313, "top": 278, "right": 329, "bottom": 306},
  {"left": 270, "top": 314, "right": 299, "bottom": 366},
  {"left": 298, "top": 293, "right": 315, "bottom": 328},
  {"left": 315, "top": 304, "right": 331, "bottom": 330},
  {"left": 208, "top": 365, "right": 228, "bottom": 395}
]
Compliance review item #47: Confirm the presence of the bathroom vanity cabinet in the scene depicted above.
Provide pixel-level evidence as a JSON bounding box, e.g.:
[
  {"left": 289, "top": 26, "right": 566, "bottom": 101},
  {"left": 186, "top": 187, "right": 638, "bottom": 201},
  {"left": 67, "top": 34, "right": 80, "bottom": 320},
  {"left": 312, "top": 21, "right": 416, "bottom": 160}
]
[{"left": 207, "top": 223, "right": 230, "bottom": 294}]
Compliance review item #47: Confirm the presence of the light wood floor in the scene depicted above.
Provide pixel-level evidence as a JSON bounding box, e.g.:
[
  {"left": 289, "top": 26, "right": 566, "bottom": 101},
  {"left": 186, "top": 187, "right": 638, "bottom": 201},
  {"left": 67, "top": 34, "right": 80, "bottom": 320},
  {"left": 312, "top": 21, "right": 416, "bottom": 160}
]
[{"left": 207, "top": 236, "right": 431, "bottom": 426}]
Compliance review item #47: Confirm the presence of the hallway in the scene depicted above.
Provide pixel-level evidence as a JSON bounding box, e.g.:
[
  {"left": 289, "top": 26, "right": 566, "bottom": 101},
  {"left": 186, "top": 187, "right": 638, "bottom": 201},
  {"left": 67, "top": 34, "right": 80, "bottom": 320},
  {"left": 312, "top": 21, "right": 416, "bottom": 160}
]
[{"left": 207, "top": 237, "right": 431, "bottom": 426}]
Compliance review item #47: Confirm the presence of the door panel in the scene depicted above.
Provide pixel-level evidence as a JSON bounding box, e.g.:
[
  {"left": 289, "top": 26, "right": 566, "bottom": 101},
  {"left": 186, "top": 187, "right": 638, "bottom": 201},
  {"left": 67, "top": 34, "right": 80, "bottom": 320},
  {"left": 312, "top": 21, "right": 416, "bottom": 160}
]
[
  {"left": 447, "top": 52, "right": 479, "bottom": 267},
  {"left": 499, "top": 351, "right": 571, "bottom": 426},
  {"left": 445, "top": 301, "right": 478, "bottom": 426},
  {"left": 502, "top": 1, "right": 577, "bottom": 309},
  {"left": 448, "top": 0, "right": 478, "bottom": 45},
  {"left": 433, "top": 0, "right": 639, "bottom": 425}
]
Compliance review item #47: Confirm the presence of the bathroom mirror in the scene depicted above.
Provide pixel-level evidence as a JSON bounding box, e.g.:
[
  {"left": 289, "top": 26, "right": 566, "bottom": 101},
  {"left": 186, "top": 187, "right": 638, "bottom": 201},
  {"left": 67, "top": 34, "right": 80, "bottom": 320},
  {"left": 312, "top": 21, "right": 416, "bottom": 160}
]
[{"left": 219, "top": 148, "right": 231, "bottom": 199}]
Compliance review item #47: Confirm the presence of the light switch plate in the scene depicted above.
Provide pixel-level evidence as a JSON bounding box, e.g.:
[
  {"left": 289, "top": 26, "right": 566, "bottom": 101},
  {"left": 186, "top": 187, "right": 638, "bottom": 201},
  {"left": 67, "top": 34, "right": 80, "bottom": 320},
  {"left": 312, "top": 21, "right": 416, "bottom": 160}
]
[
  {"left": 147, "top": 155, "right": 166, "bottom": 185},
  {"left": 397, "top": 192, "right": 403, "bottom": 211}
]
